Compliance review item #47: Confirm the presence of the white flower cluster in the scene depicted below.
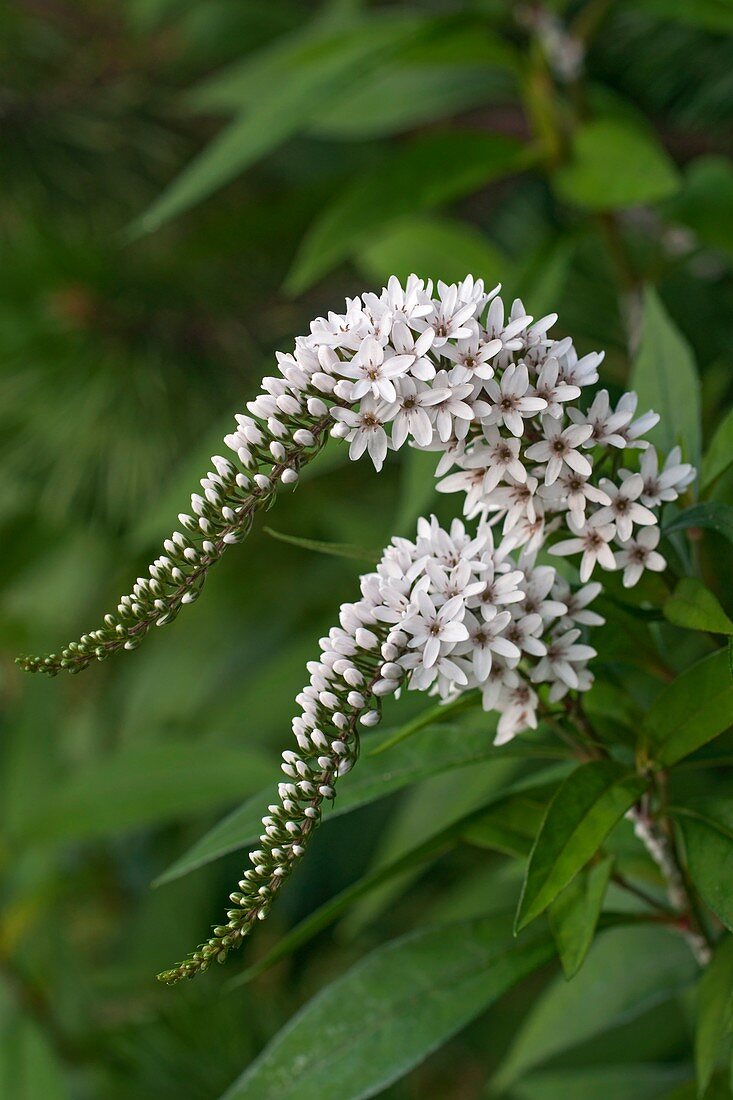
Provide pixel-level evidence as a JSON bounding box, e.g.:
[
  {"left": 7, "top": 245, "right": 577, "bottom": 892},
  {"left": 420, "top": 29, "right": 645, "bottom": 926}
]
[
  {"left": 33, "top": 273, "right": 695, "bottom": 983},
  {"left": 226, "top": 274, "right": 693, "bottom": 594},
  {"left": 359, "top": 515, "right": 606, "bottom": 744}
]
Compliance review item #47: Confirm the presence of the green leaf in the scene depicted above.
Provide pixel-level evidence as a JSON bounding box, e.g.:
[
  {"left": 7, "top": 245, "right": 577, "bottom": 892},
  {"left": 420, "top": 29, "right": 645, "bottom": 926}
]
[
  {"left": 515, "top": 761, "right": 647, "bottom": 931},
  {"left": 0, "top": 994, "right": 71, "bottom": 1100},
  {"left": 263, "top": 528, "right": 379, "bottom": 563},
  {"left": 357, "top": 215, "right": 507, "bottom": 290},
  {"left": 548, "top": 856, "right": 614, "bottom": 979},
  {"left": 665, "top": 504, "right": 733, "bottom": 549},
  {"left": 671, "top": 157, "right": 733, "bottom": 262},
  {"left": 219, "top": 914, "right": 555, "bottom": 1100},
  {"left": 308, "top": 64, "right": 512, "bottom": 140},
  {"left": 285, "top": 132, "right": 528, "bottom": 292},
  {"left": 554, "top": 118, "right": 681, "bottom": 211},
  {"left": 643, "top": 650, "right": 733, "bottom": 766},
  {"left": 367, "top": 692, "right": 480, "bottom": 756},
  {"left": 664, "top": 578, "right": 733, "bottom": 636},
  {"left": 666, "top": 1074, "right": 733, "bottom": 1100},
  {"left": 493, "top": 924, "right": 698, "bottom": 1091},
  {"left": 696, "top": 937, "right": 733, "bottom": 1096},
  {"left": 673, "top": 800, "right": 733, "bottom": 931},
  {"left": 630, "top": 287, "right": 701, "bottom": 465},
  {"left": 462, "top": 784, "right": 557, "bottom": 859},
  {"left": 632, "top": 1, "right": 733, "bottom": 35},
  {"left": 231, "top": 773, "right": 566, "bottom": 987},
  {"left": 512, "top": 1064, "right": 688, "bottom": 1100},
  {"left": 702, "top": 407, "right": 733, "bottom": 489},
  {"left": 13, "top": 742, "right": 274, "bottom": 848},
  {"left": 305, "top": 23, "right": 518, "bottom": 140},
  {"left": 156, "top": 724, "right": 566, "bottom": 885},
  {"left": 132, "top": 16, "right": 423, "bottom": 234}
]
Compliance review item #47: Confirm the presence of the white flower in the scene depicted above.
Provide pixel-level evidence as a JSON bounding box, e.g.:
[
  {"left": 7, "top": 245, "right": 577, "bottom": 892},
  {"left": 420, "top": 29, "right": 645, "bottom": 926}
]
[
  {"left": 436, "top": 464, "right": 495, "bottom": 517},
  {"left": 420, "top": 282, "right": 478, "bottom": 347},
  {"left": 378, "top": 274, "right": 434, "bottom": 325},
  {"left": 503, "top": 611, "right": 547, "bottom": 660},
  {"left": 469, "top": 562, "right": 525, "bottom": 621},
  {"left": 636, "top": 446, "right": 695, "bottom": 507},
  {"left": 525, "top": 416, "right": 593, "bottom": 486},
  {"left": 531, "top": 628, "right": 596, "bottom": 690},
  {"left": 390, "top": 321, "right": 437, "bottom": 381},
  {"left": 615, "top": 392, "right": 660, "bottom": 448},
  {"left": 481, "top": 661, "right": 517, "bottom": 712},
  {"left": 309, "top": 297, "right": 373, "bottom": 351},
  {"left": 437, "top": 432, "right": 526, "bottom": 508},
  {"left": 509, "top": 508, "right": 555, "bottom": 557},
  {"left": 385, "top": 377, "right": 447, "bottom": 448},
  {"left": 548, "top": 665, "right": 594, "bottom": 702},
  {"left": 484, "top": 363, "right": 547, "bottom": 436},
  {"left": 429, "top": 372, "right": 476, "bottom": 442},
  {"left": 538, "top": 467, "right": 610, "bottom": 524},
  {"left": 594, "top": 473, "right": 657, "bottom": 543},
  {"left": 477, "top": 430, "right": 529, "bottom": 490},
  {"left": 556, "top": 344, "right": 602, "bottom": 387},
  {"left": 332, "top": 396, "right": 390, "bottom": 471},
  {"left": 530, "top": 356, "right": 580, "bottom": 418},
  {"left": 615, "top": 526, "right": 666, "bottom": 587},
  {"left": 454, "top": 609, "right": 520, "bottom": 681},
  {"left": 520, "top": 565, "right": 567, "bottom": 622},
  {"left": 555, "top": 580, "right": 605, "bottom": 629},
  {"left": 441, "top": 331, "right": 503, "bottom": 379},
  {"left": 339, "top": 336, "right": 414, "bottom": 402},
  {"left": 403, "top": 591, "right": 468, "bottom": 668},
  {"left": 484, "top": 474, "right": 538, "bottom": 534},
  {"left": 424, "top": 558, "right": 485, "bottom": 605},
  {"left": 550, "top": 512, "right": 617, "bottom": 582},
  {"left": 568, "top": 389, "right": 630, "bottom": 448},
  {"left": 496, "top": 681, "right": 539, "bottom": 744},
  {"left": 485, "top": 296, "right": 532, "bottom": 352}
]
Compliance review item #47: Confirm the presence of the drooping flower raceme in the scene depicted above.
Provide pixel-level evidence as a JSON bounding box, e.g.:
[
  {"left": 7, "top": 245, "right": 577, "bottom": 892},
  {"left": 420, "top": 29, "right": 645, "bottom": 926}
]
[{"left": 18, "top": 275, "right": 695, "bottom": 983}]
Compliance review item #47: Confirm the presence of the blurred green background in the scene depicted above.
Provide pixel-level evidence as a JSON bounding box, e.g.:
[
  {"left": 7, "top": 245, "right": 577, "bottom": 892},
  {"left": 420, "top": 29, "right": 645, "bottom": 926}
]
[{"left": 1, "top": 1, "right": 733, "bottom": 1097}]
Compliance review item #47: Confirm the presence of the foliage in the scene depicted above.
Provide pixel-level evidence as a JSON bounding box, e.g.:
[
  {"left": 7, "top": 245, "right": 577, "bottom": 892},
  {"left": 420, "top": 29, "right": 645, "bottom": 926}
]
[{"left": 2, "top": 1, "right": 733, "bottom": 1098}]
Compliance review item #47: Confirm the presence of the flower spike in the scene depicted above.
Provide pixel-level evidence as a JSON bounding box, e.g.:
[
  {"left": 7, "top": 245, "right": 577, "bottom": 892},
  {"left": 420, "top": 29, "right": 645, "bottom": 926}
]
[{"left": 15, "top": 274, "right": 695, "bottom": 984}]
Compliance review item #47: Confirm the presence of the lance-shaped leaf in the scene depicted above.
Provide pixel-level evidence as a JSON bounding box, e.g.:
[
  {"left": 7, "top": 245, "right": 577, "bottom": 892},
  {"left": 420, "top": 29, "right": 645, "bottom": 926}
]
[
  {"left": 156, "top": 724, "right": 566, "bottom": 885},
  {"left": 664, "top": 503, "right": 733, "bottom": 549},
  {"left": 12, "top": 742, "right": 273, "bottom": 848},
  {"left": 548, "top": 855, "right": 614, "bottom": 979},
  {"left": 285, "top": 132, "right": 529, "bottom": 293},
  {"left": 515, "top": 760, "right": 647, "bottom": 932},
  {"left": 673, "top": 800, "right": 733, "bottom": 932},
  {"left": 219, "top": 914, "right": 555, "bottom": 1100},
  {"left": 554, "top": 118, "right": 680, "bottom": 212},
  {"left": 630, "top": 286, "right": 701, "bottom": 465},
  {"left": 357, "top": 214, "right": 506, "bottom": 289},
  {"left": 664, "top": 578, "right": 733, "bottom": 636},
  {"left": 231, "top": 772, "right": 567, "bottom": 987},
  {"left": 702, "top": 406, "right": 733, "bottom": 489},
  {"left": 695, "top": 936, "right": 733, "bottom": 1096},
  {"left": 643, "top": 650, "right": 733, "bottom": 767},
  {"left": 131, "top": 14, "right": 426, "bottom": 235},
  {"left": 494, "top": 924, "right": 697, "bottom": 1092},
  {"left": 511, "top": 1063, "right": 688, "bottom": 1100}
]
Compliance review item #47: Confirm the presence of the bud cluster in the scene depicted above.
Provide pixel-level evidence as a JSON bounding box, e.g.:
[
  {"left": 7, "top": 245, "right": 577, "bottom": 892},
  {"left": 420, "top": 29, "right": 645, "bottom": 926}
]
[{"left": 159, "top": 511, "right": 603, "bottom": 982}]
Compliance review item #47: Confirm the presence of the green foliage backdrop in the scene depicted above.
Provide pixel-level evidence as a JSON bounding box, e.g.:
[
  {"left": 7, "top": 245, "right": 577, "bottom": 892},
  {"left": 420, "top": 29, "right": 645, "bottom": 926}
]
[{"left": 1, "top": 1, "right": 733, "bottom": 1097}]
